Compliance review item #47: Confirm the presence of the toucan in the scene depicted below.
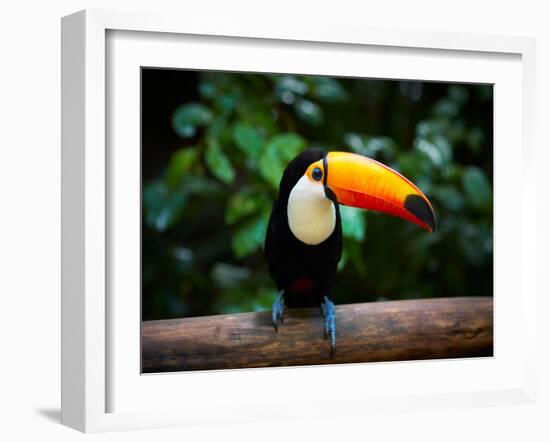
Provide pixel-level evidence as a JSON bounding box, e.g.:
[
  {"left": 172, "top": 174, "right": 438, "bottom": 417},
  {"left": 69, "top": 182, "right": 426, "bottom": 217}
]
[{"left": 264, "top": 148, "right": 436, "bottom": 354}]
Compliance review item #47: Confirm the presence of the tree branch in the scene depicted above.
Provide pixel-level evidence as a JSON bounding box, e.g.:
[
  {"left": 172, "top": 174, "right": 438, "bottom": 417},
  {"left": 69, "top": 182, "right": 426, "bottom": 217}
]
[{"left": 142, "top": 297, "right": 493, "bottom": 372}]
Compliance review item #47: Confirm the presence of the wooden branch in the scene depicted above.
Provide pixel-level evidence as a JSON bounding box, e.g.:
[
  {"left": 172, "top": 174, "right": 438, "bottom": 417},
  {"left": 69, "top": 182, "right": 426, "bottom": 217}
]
[{"left": 142, "top": 297, "right": 493, "bottom": 373}]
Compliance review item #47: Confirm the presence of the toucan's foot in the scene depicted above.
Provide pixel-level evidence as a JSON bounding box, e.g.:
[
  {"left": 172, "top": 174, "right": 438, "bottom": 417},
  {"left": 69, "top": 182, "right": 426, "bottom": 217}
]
[
  {"left": 272, "top": 291, "right": 285, "bottom": 332},
  {"left": 321, "top": 296, "right": 336, "bottom": 355}
]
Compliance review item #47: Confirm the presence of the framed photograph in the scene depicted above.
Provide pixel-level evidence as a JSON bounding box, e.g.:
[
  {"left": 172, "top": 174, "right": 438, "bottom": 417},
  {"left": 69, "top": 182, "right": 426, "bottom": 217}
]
[
  {"left": 61, "top": 9, "right": 537, "bottom": 432},
  {"left": 140, "top": 67, "right": 494, "bottom": 373}
]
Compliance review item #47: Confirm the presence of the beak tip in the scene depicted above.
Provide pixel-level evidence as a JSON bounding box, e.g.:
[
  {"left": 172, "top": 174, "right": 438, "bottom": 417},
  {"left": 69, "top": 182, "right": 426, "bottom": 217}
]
[
  {"left": 427, "top": 215, "right": 437, "bottom": 233},
  {"left": 404, "top": 194, "right": 437, "bottom": 233}
]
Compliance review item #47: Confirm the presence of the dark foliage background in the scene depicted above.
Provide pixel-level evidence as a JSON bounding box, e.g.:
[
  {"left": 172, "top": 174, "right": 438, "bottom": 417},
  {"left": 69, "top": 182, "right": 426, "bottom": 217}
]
[{"left": 142, "top": 68, "right": 493, "bottom": 320}]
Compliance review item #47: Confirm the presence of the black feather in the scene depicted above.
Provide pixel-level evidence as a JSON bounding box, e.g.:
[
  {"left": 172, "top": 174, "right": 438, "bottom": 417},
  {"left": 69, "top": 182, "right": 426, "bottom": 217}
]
[{"left": 265, "top": 149, "right": 342, "bottom": 308}]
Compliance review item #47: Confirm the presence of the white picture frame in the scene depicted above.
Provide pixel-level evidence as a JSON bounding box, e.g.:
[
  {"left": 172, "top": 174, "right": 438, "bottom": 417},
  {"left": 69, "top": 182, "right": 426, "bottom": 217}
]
[{"left": 61, "top": 9, "right": 537, "bottom": 433}]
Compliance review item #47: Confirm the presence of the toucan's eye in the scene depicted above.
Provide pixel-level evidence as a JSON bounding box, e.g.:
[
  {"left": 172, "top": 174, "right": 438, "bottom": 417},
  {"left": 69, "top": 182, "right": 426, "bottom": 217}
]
[{"left": 312, "top": 167, "right": 323, "bottom": 181}]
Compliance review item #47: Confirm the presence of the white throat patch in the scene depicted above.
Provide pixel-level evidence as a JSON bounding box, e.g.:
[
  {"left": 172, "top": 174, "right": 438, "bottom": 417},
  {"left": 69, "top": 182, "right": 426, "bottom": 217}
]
[{"left": 287, "top": 175, "right": 336, "bottom": 245}]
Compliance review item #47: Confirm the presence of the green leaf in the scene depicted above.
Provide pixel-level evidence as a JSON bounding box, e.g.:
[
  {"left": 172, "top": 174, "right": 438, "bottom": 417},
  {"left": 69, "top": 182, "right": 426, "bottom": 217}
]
[
  {"left": 232, "top": 122, "right": 264, "bottom": 155},
  {"left": 165, "top": 148, "right": 198, "bottom": 187},
  {"left": 215, "top": 94, "right": 237, "bottom": 113},
  {"left": 462, "top": 166, "right": 492, "bottom": 210},
  {"left": 396, "top": 150, "right": 433, "bottom": 180},
  {"left": 172, "top": 103, "right": 212, "bottom": 138},
  {"left": 431, "top": 185, "right": 464, "bottom": 212},
  {"left": 414, "top": 134, "right": 452, "bottom": 167},
  {"left": 294, "top": 97, "right": 323, "bottom": 125},
  {"left": 458, "top": 221, "right": 492, "bottom": 267},
  {"left": 431, "top": 134, "right": 453, "bottom": 164},
  {"left": 225, "top": 191, "right": 267, "bottom": 224},
  {"left": 183, "top": 175, "right": 224, "bottom": 197},
  {"left": 344, "top": 239, "right": 367, "bottom": 277},
  {"left": 433, "top": 98, "right": 459, "bottom": 118},
  {"left": 337, "top": 247, "right": 348, "bottom": 272},
  {"left": 143, "top": 180, "right": 187, "bottom": 232},
  {"left": 345, "top": 133, "right": 396, "bottom": 159},
  {"left": 466, "top": 127, "right": 484, "bottom": 154},
  {"left": 275, "top": 75, "right": 308, "bottom": 104},
  {"left": 232, "top": 211, "right": 270, "bottom": 258},
  {"left": 198, "top": 80, "right": 216, "bottom": 98},
  {"left": 211, "top": 263, "right": 251, "bottom": 289},
  {"left": 213, "top": 286, "right": 276, "bottom": 314},
  {"left": 310, "top": 77, "right": 348, "bottom": 102},
  {"left": 204, "top": 138, "right": 235, "bottom": 185},
  {"left": 271, "top": 133, "right": 307, "bottom": 161},
  {"left": 340, "top": 206, "right": 366, "bottom": 241},
  {"left": 259, "top": 133, "right": 307, "bottom": 188},
  {"left": 251, "top": 287, "right": 278, "bottom": 312},
  {"left": 448, "top": 85, "right": 469, "bottom": 106},
  {"left": 258, "top": 145, "right": 282, "bottom": 188}
]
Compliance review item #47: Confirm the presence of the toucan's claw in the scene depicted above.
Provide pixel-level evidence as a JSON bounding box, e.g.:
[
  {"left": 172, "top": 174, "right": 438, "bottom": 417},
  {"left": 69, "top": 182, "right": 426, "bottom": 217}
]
[
  {"left": 321, "top": 296, "right": 336, "bottom": 356},
  {"left": 272, "top": 291, "right": 285, "bottom": 332}
]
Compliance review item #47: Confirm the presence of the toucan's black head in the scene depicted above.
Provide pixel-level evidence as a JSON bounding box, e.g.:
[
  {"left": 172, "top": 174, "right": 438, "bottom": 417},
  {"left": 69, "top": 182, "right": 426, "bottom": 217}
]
[{"left": 277, "top": 148, "right": 326, "bottom": 203}]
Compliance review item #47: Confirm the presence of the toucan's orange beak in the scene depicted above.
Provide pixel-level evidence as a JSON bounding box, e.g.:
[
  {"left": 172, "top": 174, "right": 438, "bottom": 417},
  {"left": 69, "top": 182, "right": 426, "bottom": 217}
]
[{"left": 308, "top": 152, "right": 437, "bottom": 232}]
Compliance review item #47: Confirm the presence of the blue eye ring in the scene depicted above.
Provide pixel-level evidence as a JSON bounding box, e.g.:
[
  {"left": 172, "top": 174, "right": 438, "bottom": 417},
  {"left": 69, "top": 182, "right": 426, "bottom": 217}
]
[{"left": 312, "top": 167, "right": 323, "bottom": 181}]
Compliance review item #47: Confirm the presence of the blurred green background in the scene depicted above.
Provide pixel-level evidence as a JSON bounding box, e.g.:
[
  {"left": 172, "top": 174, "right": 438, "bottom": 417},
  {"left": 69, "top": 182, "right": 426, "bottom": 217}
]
[{"left": 141, "top": 69, "right": 493, "bottom": 321}]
